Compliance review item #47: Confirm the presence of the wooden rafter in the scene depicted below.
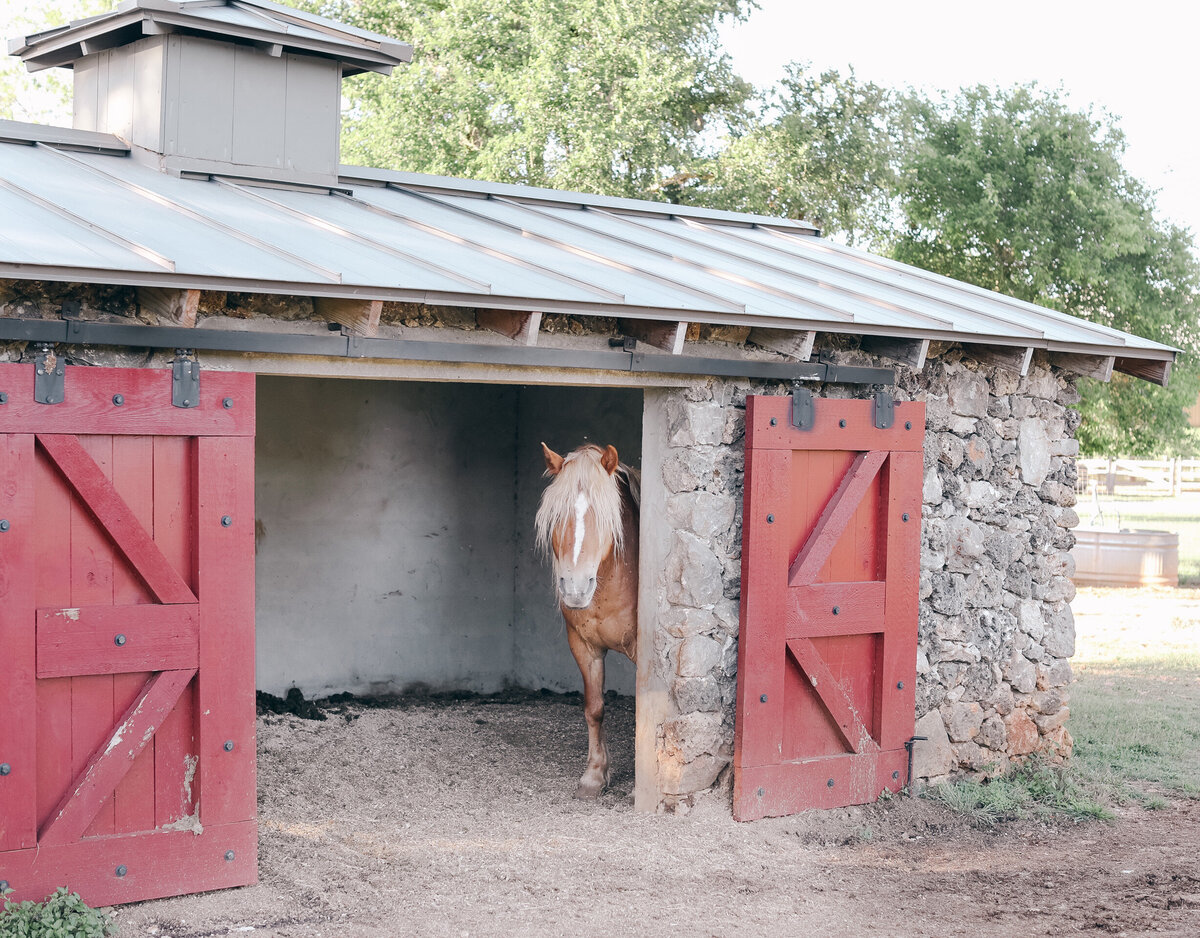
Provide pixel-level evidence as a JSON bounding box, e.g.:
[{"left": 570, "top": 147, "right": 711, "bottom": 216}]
[
  {"left": 624, "top": 318, "right": 687, "bottom": 355},
  {"left": 789, "top": 450, "right": 888, "bottom": 587},
  {"left": 747, "top": 327, "right": 815, "bottom": 361},
  {"left": 136, "top": 287, "right": 200, "bottom": 327},
  {"left": 1048, "top": 352, "right": 1115, "bottom": 382},
  {"left": 314, "top": 297, "right": 383, "bottom": 337},
  {"left": 1114, "top": 356, "right": 1172, "bottom": 387},
  {"left": 39, "top": 668, "right": 197, "bottom": 846},
  {"left": 860, "top": 336, "right": 929, "bottom": 370},
  {"left": 36, "top": 434, "right": 197, "bottom": 605},
  {"left": 476, "top": 309, "right": 541, "bottom": 346},
  {"left": 963, "top": 343, "right": 1034, "bottom": 375}
]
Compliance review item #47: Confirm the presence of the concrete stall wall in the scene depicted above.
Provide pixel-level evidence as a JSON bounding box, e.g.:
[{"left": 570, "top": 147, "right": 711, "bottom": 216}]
[{"left": 255, "top": 376, "right": 641, "bottom": 697}]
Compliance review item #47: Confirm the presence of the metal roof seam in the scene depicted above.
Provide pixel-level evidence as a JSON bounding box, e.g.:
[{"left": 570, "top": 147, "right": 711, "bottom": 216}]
[
  {"left": 388, "top": 186, "right": 747, "bottom": 315},
  {"left": 330, "top": 189, "right": 627, "bottom": 303},
  {"left": 579, "top": 205, "right": 979, "bottom": 331},
  {"left": 33, "top": 144, "right": 343, "bottom": 283},
  {"left": 212, "top": 178, "right": 493, "bottom": 292},
  {"left": 492, "top": 196, "right": 826, "bottom": 318},
  {"left": 763, "top": 228, "right": 1167, "bottom": 351},
  {"left": 0, "top": 176, "right": 176, "bottom": 272},
  {"left": 690, "top": 220, "right": 1051, "bottom": 343}
]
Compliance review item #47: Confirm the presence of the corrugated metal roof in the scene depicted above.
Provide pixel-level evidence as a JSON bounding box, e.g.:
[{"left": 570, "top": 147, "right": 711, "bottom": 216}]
[
  {"left": 0, "top": 121, "right": 1176, "bottom": 373},
  {"left": 7, "top": 0, "right": 412, "bottom": 75}
]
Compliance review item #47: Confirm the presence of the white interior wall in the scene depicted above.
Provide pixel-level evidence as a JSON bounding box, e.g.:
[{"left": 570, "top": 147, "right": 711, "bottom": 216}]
[{"left": 255, "top": 376, "right": 642, "bottom": 698}]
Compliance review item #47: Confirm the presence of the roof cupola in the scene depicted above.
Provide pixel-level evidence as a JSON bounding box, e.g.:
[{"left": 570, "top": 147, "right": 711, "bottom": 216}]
[{"left": 7, "top": 0, "right": 411, "bottom": 185}]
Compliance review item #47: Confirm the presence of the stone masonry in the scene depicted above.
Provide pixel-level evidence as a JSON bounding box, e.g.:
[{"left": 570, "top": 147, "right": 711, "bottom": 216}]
[{"left": 651, "top": 345, "right": 1080, "bottom": 810}]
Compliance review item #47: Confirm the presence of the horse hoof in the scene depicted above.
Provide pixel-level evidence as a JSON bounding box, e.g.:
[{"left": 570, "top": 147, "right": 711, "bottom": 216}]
[{"left": 574, "top": 780, "right": 604, "bottom": 800}]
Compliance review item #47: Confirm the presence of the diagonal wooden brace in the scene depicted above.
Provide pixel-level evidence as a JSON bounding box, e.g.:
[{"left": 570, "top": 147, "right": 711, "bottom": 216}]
[
  {"left": 39, "top": 668, "right": 197, "bottom": 845},
  {"left": 787, "top": 639, "right": 879, "bottom": 755},
  {"left": 789, "top": 450, "right": 887, "bottom": 587},
  {"left": 36, "top": 434, "right": 196, "bottom": 604}
]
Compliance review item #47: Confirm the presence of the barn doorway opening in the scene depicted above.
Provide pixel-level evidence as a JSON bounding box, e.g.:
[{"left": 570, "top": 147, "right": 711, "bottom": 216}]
[{"left": 253, "top": 375, "right": 644, "bottom": 779}]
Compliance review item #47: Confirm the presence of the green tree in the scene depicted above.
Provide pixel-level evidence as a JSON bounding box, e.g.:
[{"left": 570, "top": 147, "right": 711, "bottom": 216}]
[
  {"left": 302, "top": 0, "right": 753, "bottom": 199},
  {"left": 0, "top": 0, "right": 111, "bottom": 124},
  {"left": 892, "top": 84, "right": 1200, "bottom": 457},
  {"left": 695, "top": 63, "right": 909, "bottom": 244}
]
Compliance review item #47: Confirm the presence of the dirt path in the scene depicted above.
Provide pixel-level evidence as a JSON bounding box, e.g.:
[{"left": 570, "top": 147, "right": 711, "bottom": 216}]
[{"left": 108, "top": 691, "right": 1199, "bottom": 938}]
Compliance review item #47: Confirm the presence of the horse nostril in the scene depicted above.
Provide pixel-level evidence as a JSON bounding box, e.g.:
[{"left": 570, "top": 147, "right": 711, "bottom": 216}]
[
  {"left": 588, "top": 577, "right": 596, "bottom": 589},
  {"left": 559, "top": 577, "right": 566, "bottom": 593}
]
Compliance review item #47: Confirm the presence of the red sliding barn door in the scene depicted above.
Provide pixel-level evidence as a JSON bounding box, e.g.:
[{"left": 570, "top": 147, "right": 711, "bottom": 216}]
[
  {"left": 734, "top": 394, "right": 924, "bottom": 821},
  {"left": 0, "top": 363, "right": 256, "bottom": 905}
]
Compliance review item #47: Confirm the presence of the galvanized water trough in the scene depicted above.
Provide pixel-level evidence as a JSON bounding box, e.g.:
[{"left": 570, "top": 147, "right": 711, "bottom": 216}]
[{"left": 1072, "top": 527, "right": 1180, "bottom": 587}]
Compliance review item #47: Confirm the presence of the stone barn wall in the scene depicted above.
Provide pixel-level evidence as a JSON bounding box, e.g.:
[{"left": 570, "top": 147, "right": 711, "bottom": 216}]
[{"left": 646, "top": 343, "right": 1080, "bottom": 811}]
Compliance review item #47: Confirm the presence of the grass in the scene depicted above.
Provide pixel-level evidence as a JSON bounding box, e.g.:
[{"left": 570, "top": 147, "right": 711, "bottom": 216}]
[
  {"left": 1083, "top": 491, "right": 1200, "bottom": 584},
  {"left": 926, "top": 585, "right": 1200, "bottom": 824}
]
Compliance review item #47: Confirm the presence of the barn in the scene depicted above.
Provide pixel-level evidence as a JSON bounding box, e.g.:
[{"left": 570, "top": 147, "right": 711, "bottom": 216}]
[{"left": 0, "top": 0, "right": 1177, "bottom": 908}]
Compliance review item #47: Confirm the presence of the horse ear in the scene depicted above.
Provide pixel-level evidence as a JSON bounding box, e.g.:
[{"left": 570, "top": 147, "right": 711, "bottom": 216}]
[
  {"left": 601, "top": 444, "right": 619, "bottom": 475},
  {"left": 541, "top": 442, "right": 564, "bottom": 475}
]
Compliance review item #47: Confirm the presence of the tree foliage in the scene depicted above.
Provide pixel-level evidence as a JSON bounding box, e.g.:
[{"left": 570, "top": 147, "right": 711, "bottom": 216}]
[
  {"left": 300, "top": 0, "right": 753, "bottom": 199},
  {"left": 891, "top": 85, "right": 1200, "bottom": 457},
  {"left": 0, "top": 0, "right": 111, "bottom": 125},
  {"left": 694, "top": 64, "right": 907, "bottom": 244}
]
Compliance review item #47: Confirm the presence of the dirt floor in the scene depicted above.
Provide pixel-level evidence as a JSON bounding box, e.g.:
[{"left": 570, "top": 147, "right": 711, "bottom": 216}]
[{"left": 104, "top": 589, "right": 1200, "bottom": 938}]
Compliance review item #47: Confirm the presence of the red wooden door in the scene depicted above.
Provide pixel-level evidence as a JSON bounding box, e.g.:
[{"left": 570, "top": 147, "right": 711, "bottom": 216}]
[
  {"left": 0, "top": 362, "right": 256, "bottom": 905},
  {"left": 734, "top": 394, "right": 924, "bottom": 821}
]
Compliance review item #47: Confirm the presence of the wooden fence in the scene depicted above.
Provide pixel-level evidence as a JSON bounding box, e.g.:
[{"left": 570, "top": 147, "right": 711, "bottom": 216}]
[{"left": 1076, "top": 458, "right": 1200, "bottom": 496}]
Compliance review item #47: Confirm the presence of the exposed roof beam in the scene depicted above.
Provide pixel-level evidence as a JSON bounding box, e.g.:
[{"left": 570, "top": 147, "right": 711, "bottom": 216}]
[
  {"left": 315, "top": 297, "right": 383, "bottom": 337},
  {"left": 963, "top": 343, "right": 1034, "bottom": 375},
  {"left": 1048, "top": 352, "right": 1114, "bottom": 383},
  {"left": 860, "top": 335, "right": 929, "bottom": 370},
  {"left": 624, "top": 319, "right": 687, "bottom": 355},
  {"left": 137, "top": 287, "right": 199, "bottom": 327},
  {"left": 477, "top": 309, "right": 541, "bottom": 346},
  {"left": 1114, "top": 357, "right": 1171, "bottom": 387},
  {"left": 748, "top": 327, "right": 815, "bottom": 361}
]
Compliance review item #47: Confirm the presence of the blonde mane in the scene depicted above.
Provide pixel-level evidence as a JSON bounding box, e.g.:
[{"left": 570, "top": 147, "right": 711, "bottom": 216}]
[{"left": 535, "top": 445, "right": 630, "bottom": 559}]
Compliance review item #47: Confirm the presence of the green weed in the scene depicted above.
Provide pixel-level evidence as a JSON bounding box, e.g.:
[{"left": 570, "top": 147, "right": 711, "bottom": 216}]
[
  {"left": 924, "top": 759, "right": 1112, "bottom": 826},
  {"left": 0, "top": 886, "right": 117, "bottom": 938}
]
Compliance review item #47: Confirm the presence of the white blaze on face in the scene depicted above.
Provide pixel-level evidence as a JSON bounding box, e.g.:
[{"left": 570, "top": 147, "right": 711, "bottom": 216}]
[{"left": 572, "top": 491, "right": 588, "bottom": 564}]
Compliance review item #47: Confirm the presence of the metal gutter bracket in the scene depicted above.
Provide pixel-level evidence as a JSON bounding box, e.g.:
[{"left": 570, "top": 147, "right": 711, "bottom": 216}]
[
  {"left": 171, "top": 349, "right": 199, "bottom": 408},
  {"left": 872, "top": 389, "right": 895, "bottom": 429},
  {"left": 34, "top": 345, "right": 65, "bottom": 405},
  {"left": 790, "top": 387, "right": 815, "bottom": 431}
]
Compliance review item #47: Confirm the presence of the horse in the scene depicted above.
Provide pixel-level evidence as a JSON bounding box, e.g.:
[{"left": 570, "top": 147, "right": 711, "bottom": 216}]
[{"left": 535, "top": 442, "right": 640, "bottom": 799}]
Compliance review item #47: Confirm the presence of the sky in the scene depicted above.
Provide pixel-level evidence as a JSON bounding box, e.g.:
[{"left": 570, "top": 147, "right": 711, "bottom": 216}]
[{"left": 720, "top": 0, "right": 1200, "bottom": 240}]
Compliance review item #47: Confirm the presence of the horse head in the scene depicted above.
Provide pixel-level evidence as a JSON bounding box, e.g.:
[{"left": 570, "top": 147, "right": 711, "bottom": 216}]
[{"left": 535, "top": 442, "right": 625, "bottom": 609}]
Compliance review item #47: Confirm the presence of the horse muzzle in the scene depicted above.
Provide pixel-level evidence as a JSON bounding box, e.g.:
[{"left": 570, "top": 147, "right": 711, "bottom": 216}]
[{"left": 559, "top": 575, "right": 597, "bottom": 609}]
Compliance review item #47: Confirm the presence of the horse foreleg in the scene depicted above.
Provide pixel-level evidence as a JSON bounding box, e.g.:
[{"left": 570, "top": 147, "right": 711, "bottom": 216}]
[{"left": 566, "top": 628, "right": 609, "bottom": 799}]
